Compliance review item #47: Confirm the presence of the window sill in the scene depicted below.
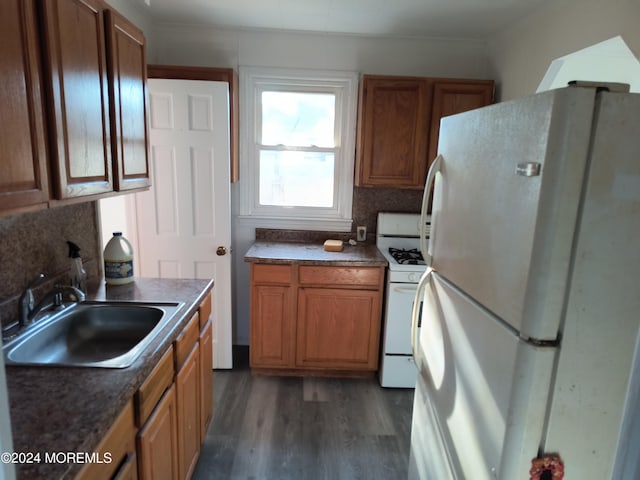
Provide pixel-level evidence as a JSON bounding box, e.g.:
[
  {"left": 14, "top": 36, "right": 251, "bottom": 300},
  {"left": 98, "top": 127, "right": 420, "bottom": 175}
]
[{"left": 235, "top": 215, "right": 352, "bottom": 232}]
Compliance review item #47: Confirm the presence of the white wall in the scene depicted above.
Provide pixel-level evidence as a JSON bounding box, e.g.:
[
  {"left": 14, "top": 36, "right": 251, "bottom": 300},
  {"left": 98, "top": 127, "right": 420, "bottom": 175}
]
[
  {"left": 487, "top": 0, "right": 640, "bottom": 101},
  {"left": 150, "top": 24, "right": 491, "bottom": 76}
]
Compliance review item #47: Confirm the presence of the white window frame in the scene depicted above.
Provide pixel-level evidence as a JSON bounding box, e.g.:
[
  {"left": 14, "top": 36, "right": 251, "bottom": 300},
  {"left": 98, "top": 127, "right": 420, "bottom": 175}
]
[{"left": 239, "top": 66, "right": 358, "bottom": 231}]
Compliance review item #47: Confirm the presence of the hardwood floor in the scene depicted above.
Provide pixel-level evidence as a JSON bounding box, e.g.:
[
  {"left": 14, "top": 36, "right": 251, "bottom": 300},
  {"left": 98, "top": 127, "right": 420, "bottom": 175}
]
[{"left": 193, "top": 347, "right": 415, "bottom": 480}]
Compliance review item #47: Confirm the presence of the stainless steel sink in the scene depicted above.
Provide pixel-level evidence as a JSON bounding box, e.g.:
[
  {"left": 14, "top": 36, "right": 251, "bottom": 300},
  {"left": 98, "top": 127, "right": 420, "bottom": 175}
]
[{"left": 3, "top": 301, "right": 183, "bottom": 368}]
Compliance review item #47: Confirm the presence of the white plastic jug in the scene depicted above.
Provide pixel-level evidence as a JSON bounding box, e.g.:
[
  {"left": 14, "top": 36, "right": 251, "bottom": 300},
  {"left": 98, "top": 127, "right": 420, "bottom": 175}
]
[{"left": 104, "top": 232, "right": 134, "bottom": 285}]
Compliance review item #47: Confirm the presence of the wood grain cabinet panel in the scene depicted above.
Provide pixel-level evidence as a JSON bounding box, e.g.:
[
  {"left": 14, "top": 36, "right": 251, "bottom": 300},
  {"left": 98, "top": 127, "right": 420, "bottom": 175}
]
[
  {"left": 135, "top": 346, "right": 174, "bottom": 427},
  {"left": 427, "top": 79, "right": 494, "bottom": 168},
  {"left": 199, "top": 318, "right": 214, "bottom": 442},
  {"left": 38, "top": 0, "right": 150, "bottom": 201},
  {"left": 77, "top": 400, "right": 137, "bottom": 480},
  {"left": 249, "top": 263, "right": 384, "bottom": 375},
  {"left": 2, "top": 0, "right": 150, "bottom": 213},
  {"left": 40, "top": 0, "right": 114, "bottom": 199},
  {"left": 296, "top": 287, "right": 381, "bottom": 370},
  {"left": 174, "top": 312, "right": 199, "bottom": 369},
  {"left": 137, "top": 384, "right": 179, "bottom": 480},
  {"left": 176, "top": 344, "right": 200, "bottom": 480},
  {"left": 136, "top": 293, "right": 213, "bottom": 480},
  {"left": 112, "top": 452, "right": 138, "bottom": 480},
  {"left": 0, "top": 0, "right": 50, "bottom": 215},
  {"left": 355, "top": 74, "right": 494, "bottom": 189},
  {"left": 355, "top": 75, "right": 431, "bottom": 188},
  {"left": 250, "top": 284, "right": 296, "bottom": 368},
  {"left": 105, "top": 9, "right": 150, "bottom": 192},
  {"left": 299, "top": 265, "right": 382, "bottom": 287},
  {"left": 252, "top": 264, "right": 293, "bottom": 284}
]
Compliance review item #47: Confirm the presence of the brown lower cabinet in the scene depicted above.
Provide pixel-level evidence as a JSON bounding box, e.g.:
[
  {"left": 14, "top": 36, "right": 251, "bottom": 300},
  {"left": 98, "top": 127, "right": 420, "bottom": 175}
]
[
  {"left": 175, "top": 314, "right": 201, "bottom": 480},
  {"left": 199, "top": 318, "right": 214, "bottom": 442},
  {"left": 138, "top": 384, "right": 179, "bottom": 480},
  {"left": 76, "top": 399, "right": 137, "bottom": 480},
  {"left": 250, "top": 263, "right": 384, "bottom": 375},
  {"left": 81, "top": 291, "right": 213, "bottom": 480}
]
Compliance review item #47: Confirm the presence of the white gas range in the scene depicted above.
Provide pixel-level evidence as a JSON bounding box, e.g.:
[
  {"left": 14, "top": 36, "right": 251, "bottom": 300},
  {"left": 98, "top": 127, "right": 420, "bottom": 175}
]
[{"left": 376, "top": 212, "right": 429, "bottom": 388}]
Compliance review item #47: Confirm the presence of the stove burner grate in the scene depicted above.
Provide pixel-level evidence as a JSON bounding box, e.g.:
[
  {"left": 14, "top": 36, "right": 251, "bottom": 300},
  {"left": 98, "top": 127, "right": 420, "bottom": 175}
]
[{"left": 388, "top": 247, "right": 425, "bottom": 265}]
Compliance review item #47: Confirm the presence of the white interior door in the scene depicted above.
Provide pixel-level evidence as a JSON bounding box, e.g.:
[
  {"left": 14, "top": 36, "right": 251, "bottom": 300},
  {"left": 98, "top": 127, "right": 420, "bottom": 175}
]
[{"left": 138, "top": 78, "right": 232, "bottom": 368}]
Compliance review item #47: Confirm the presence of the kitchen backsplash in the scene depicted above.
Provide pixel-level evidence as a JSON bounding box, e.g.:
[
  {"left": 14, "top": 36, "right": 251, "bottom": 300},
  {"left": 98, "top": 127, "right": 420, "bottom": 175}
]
[
  {"left": 352, "top": 186, "right": 423, "bottom": 237},
  {"left": 0, "top": 202, "right": 102, "bottom": 329},
  {"left": 256, "top": 186, "right": 423, "bottom": 243}
]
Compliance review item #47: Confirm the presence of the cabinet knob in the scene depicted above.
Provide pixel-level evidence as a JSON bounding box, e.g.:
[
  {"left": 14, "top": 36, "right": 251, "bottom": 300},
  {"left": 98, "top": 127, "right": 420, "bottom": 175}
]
[{"left": 216, "top": 246, "right": 227, "bottom": 256}]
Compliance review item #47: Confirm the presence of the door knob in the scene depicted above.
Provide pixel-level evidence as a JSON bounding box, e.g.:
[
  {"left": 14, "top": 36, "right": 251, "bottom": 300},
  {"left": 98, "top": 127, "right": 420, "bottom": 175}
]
[{"left": 216, "top": 246, "right": 227, "bottom": 256}]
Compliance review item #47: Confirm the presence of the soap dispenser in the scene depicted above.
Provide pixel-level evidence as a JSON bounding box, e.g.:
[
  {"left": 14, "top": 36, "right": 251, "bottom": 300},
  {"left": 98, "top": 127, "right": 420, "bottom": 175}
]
[{"left": 67, "top": 241, "right": 87, "bottom": 292}]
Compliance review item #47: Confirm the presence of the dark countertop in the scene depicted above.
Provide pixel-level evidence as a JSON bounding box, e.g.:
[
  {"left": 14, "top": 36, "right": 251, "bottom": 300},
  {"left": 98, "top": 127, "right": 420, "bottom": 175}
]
[
  {"left": 5, "top": 277, "right": 213, "bottom": 480},
  {"left": 244, "top": 241, "right": 387, "bottom": 267}
]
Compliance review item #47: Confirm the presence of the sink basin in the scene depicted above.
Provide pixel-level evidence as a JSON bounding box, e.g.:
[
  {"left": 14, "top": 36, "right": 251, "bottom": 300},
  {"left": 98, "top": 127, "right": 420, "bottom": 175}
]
[{"left": 3, "top": 301, "right": 183, "bottom": 368}]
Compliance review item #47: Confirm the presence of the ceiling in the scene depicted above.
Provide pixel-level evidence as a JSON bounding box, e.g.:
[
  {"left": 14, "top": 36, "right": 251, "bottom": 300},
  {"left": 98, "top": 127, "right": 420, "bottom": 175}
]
[{"left": 135, "top": 0, "right": 551, "bottom": 38}]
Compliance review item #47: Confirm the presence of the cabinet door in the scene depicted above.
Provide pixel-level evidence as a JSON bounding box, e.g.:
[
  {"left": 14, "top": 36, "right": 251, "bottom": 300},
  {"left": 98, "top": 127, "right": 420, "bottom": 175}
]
[
  {"left": 355, "top": 75, "right": 431, "bottom": 188},
  {"left": 296, "top": 287, "right": 382, "bottom": 370},
  {"left": 0, "top": 0, "right": 49, "bottom": 215},
  {"left": 105, "top": 9, "right": 150, "bottom": 192},
  {"left": 138, "top": 384, "right": 179, "bottom": 480},
  {"left": 427, "top": 80, "right": 494, "bottom": 166},
  {"left": 176, "top": 345, "right": 200, "bottom": 480},
  {"left": 77, "top": 400, "right": 137, "bottom": 480},
  {"left": 41, "top": 0, "right": 113, "bottom": 199},
  {"left": 199, "top": 318, "right": 213, "bottom": 442},
  {"left": 250, "top": 284, "right": 295, "bottom": 368},
  {"left": 112, "top": 453, "right": 138, "bottom": 480}
]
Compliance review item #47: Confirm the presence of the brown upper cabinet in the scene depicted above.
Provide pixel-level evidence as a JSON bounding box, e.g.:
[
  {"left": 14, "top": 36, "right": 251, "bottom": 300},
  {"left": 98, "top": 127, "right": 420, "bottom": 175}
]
[
  {"left": 40, "top": 0, "right": 114, "bottom": 199},
  {"left": 0, "top": 0, "right": 150, "bottom": 216},
  {"left": 427, "top": 79, "right": 495, "bottom": 165},
  {"left": 355, "top": 75, "right": 494, "bottom": 189},
  {"left": 40, "top": 0, "right": 150, "bottom": 200},
  {"left": 0, "top": 0, "right": 50, "bottom": 215},
  {"left": 105, "top": 9, "right": 151, "bottom": 192},
  {"left": 355, "top": 76, "right": 432, "bottom": 188}
]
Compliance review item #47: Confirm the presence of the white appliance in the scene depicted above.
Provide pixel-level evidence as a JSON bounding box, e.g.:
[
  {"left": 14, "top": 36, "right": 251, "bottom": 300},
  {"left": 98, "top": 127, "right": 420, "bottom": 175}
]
[
  {"left": 409, "top": 84, "right": 640, "bottom": 479},
  {"left": 376, "top": 212, "right": 429, "bottom": 388}
]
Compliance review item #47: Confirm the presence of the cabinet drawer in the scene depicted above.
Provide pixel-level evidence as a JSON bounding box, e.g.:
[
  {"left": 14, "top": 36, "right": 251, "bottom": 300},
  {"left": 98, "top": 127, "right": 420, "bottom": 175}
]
[
  {"left": 252, "top": 264, "right": 292, "bottom": 284},
  {"left": 175, "top": 312, "right": 199, "bottom": 369},
  {"left": 136, "top": 346, "right": 174, "bottom": 427},
  {"left": 299, "top": 266, "right": 382, "bottom": 287},
  {"left": 76, "top": 399, "right": 136, "bottom": 480}
]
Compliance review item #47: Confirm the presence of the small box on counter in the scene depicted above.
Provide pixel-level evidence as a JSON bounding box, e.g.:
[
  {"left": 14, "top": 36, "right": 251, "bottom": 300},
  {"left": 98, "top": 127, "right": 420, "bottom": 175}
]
[{"left": 323, "top": 239, "right": 344, "bottom": 252}]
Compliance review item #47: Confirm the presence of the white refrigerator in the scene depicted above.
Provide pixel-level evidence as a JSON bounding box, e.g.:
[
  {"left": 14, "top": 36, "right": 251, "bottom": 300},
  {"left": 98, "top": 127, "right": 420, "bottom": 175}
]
[{"left": 409, "top": 84, "right": 640, "bottom": 479}]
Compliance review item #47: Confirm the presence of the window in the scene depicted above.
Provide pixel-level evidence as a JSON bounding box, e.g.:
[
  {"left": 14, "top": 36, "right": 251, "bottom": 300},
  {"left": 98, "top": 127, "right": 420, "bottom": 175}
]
[{"left": 239, "top": 67, "right": 359, "bottom": 231}]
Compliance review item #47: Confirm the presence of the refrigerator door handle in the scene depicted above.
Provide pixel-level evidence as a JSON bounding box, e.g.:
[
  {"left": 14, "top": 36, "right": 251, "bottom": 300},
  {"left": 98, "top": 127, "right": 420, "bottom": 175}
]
[
  {"left": 420, "top": 155, "right": 443, "bottom": 265},
  {"left": 411, "top": 267, "right": 434, "bottom": 364}
]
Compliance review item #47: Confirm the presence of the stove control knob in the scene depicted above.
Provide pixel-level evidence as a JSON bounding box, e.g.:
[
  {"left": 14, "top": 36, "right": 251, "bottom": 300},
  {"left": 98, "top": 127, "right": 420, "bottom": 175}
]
[{"left": 408, "top": 272, "right": 417, "bottom": 282}]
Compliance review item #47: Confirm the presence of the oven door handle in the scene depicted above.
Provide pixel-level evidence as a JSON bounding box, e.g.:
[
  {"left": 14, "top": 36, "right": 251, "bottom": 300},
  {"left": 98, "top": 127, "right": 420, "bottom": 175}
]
[
  {"left": 420, "top": 154, "right": 443, "bottom": 266},
  {"left": 411, "top": 267, "right": 434, "bottom": 364},
  {"left": 393, "top": 286, "right": 419, "bottom": 294}
]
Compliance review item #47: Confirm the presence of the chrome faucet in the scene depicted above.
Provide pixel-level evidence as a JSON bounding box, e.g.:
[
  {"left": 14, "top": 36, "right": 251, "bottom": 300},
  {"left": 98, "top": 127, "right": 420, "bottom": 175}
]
[
  {"left": 19, "top": 275, "right": 86, "bottom": 327},
  {"left": 18, "top": 273, "right": 47, "bottom": 327}
]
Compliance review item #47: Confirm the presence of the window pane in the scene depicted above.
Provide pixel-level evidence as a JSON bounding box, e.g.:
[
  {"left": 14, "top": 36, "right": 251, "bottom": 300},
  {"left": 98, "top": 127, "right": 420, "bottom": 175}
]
[
  {"left": 261, "top": 91, "right": 335, "bottom": 147},
  {"left": 259, "top": 150, "right": 334, "bottom": 207}
]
